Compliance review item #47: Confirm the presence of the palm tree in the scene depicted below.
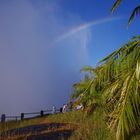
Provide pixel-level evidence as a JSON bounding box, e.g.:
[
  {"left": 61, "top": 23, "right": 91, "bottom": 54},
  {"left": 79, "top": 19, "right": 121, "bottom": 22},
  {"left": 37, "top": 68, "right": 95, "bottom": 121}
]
[
  {"left": 70, "top": 2, "right": 140, "bottom": 139},
  {"left": 111, "top": 0, "right": 140, "bottom": 25},
  {"left": 111, "top": 2, "right": 140, "bottom": 138},
  {"left": 71, "top": 66, "right": 103, "bottom": 113},
  {"left": 99, "top": 36, "right": 140, "bottom": 140}
]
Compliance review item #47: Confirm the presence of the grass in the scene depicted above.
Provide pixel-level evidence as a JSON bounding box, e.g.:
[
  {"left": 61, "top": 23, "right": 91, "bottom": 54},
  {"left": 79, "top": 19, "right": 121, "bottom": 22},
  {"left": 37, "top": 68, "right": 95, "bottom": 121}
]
[
  {"left": 0, "top": 116, "right": 47, "bottom": 132},
  {"left": 0, "top": 109, "right": 114, "bottom": 140}
]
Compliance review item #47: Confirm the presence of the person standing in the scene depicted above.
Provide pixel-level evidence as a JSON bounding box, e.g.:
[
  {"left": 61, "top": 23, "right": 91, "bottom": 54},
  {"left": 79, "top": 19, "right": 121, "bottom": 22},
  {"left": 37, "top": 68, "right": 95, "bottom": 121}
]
[
  {"left": 52, "top": 105, "right": 56, "bottom": 114},
  {"left": 62, "top": 104, "right": 67, "bottom": 113}
]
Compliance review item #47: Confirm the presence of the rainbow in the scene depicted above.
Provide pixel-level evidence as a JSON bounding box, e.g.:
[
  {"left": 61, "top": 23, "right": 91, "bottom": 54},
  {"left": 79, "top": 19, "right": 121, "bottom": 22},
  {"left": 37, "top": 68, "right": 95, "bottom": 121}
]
[{"left": 55, "top": 16, "right": 122, "bottom": 43}]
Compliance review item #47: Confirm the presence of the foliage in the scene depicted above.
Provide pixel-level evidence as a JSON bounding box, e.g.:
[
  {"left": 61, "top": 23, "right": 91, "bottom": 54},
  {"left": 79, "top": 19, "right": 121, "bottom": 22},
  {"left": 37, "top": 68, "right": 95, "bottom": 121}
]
[
  {"left": 111, "top": 0, "right": 140, "bottom": 25},
  {"left": 70, "top": 0, "right": 140, "bottom": 133},
  {"left": 0, "top": 111, "right": 112, "bottom": 140},
  {"left": 71, "top": 66, "right": 103, "bottom": 114},
  {"left": 71, "top": 36, "right": 140, "bottom": 140},
  {"left": 100, "top": 36, "right": 140, "bottom": 140}
]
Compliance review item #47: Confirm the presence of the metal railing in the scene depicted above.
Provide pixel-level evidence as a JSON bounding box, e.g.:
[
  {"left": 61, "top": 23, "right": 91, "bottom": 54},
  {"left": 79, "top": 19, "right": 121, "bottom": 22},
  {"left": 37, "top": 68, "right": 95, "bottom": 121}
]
[{"left": 0, "top": 109, "right": 60, "bottom": 123}]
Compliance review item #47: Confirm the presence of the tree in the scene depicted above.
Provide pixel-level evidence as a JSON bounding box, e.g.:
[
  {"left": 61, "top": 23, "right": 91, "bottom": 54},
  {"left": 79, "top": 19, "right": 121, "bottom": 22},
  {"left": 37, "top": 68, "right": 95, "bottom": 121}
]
[
  {"left": 71, "top": 66, "right": 103, "bottom": 114},
  {"left": 70, "top": 2, "right": 140, "bottom": 140},
  {"left": 71, "top": 37, "right": 140, "bottom": 139},
  {"left": 100, "top": 36, "right": 140, "bottom": 140}
]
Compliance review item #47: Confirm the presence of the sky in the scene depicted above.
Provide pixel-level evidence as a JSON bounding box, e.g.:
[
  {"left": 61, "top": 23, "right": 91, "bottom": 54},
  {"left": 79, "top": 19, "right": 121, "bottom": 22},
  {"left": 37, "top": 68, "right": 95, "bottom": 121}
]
[{"left": 0, "top": 0, "right": 140, "bottom": 115}]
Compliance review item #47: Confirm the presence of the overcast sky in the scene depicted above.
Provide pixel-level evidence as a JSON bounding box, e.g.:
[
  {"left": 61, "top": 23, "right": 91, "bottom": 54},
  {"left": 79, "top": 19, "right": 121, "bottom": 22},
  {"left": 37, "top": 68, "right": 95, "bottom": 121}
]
[{"left": 0, "top": 0, "right": 140, "bottom": 115}]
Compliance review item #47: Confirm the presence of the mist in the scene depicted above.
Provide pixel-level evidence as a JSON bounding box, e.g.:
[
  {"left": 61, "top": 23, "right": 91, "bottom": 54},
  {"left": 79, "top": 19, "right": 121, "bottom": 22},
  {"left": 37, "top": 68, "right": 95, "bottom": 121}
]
[{"left": 0, "top": 0, "right": 91, "bottom": 115}]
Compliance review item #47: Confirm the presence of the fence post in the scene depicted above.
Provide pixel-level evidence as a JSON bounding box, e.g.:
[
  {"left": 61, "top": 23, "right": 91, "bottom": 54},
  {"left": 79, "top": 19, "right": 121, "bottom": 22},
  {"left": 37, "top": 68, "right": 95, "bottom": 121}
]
[
  {"left": 40, "top": 110, "right": 44, "bottom": 117},
  {"left": 21, "top": 113, "right": 24, "bottom": 120},
  {"left": 15, "top": 116, "right": 18, "bottom": 121},
  {"left": 60, "top": 107, "right": 63, "bottom": 113},
  {"left": 1, "top": 114, "right": 6, "bottom": 123}
]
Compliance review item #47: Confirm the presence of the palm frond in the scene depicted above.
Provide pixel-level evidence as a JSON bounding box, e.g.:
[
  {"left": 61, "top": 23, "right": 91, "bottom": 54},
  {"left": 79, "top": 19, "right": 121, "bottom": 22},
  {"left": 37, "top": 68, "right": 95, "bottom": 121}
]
[
  {"left": 128, "top": 5, "right": 140, "bottom": 25},
  {"left": 70, "top": 35, "right": 140, "bottom": 139},
  {"left": 99, "top": 36, "right": 140, "bottom": 139},
  {"left": 111, "top": 0, "right": 122, "bottom": 13},
  {"left": 111, "top": 1, "right": 140, "bottom": 25},
  {"left": 81, "top": 66, "right": 94, "bottom": 72}
]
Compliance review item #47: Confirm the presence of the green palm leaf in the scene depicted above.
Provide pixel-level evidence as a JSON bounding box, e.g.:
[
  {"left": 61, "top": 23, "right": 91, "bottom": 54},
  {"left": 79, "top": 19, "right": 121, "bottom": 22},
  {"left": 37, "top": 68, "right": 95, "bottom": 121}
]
[
  {"left": 128, "top": 5, "right": 140, "bottom": 25},
  {"left": 100, "top": 37, "right": 140, "bottom": 140},
  {"left": 71, "top": 35, "right": 140, "bottom": 139},
  {"left": 111, "top": 1, "right": 140, "bottom": 25},
  {"left": 111, "top": 0, "right": 122, "bottom": 13}
]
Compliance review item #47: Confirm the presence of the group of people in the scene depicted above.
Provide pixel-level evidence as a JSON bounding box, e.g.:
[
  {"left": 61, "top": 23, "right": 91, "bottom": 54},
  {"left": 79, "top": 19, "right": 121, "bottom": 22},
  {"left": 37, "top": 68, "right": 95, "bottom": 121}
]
[
  {"left": 62, "top": 104, "right": 68, "bottom": 113},
  {"left": 51, "top": 104, "right": 70, "bottom": 114},
  {"left": 51, "top": 104, "right": 68, "bottom": 114},
  {"left": 59, "top": 102, "right": 73, "bottom": 113},
  {"left": 52, "top": 102, "right": 83, "bottom": 114}
]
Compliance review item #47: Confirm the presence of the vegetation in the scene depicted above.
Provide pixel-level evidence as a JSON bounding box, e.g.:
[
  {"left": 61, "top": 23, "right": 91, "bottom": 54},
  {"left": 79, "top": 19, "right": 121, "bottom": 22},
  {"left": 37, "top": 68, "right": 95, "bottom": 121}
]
[
  {"left": 70, "top": 1, "right": 140, "bottom": 140},
  {"left": 71, "top": 0, "right": 140, "bottom": 135},
  {"left": 1, "top": 1, "right": 140, "bottom": 140},
  {"left": 71, "top": 36, "right": 140, "bottom": 140},
  {"left": 0, "top": 111, "right": 112, "bottom": 140},
  {"left": 111, "top": 0, "right": 140, "bottom": 25}
]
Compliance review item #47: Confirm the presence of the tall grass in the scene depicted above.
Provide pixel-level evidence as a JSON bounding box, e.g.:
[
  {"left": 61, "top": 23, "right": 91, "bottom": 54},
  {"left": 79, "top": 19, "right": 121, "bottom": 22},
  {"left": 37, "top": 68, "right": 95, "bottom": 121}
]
[
  {"left": 43, "top": 109, "right": 114, "bottom": 140},
  {"left": 0, "top": 110, "right": 114, "bottom": 140},
  {"left": 69, "top": 109, "right": 114, "bottom": 140}
]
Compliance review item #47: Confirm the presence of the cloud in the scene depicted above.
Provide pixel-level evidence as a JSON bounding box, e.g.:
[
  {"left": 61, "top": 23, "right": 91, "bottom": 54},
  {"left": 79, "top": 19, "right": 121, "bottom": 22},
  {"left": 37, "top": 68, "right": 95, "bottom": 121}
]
[{"left": 0, "top": 0, "right": 91, "bottom": 115}]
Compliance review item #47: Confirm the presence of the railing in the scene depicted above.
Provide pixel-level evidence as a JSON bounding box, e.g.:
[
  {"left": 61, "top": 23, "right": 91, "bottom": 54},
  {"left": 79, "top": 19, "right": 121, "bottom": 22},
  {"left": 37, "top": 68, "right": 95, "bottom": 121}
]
[{"left": 0, "top": 109, "right": 61, "bottom": 123}]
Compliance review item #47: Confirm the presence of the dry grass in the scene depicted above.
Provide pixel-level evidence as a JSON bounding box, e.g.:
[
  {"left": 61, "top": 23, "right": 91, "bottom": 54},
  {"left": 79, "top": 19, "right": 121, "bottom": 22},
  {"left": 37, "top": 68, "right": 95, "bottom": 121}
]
[{"left": 0, "top": 110, "right": 114, "bottom": 140}]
